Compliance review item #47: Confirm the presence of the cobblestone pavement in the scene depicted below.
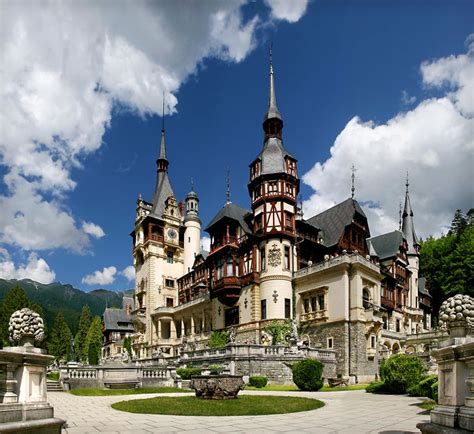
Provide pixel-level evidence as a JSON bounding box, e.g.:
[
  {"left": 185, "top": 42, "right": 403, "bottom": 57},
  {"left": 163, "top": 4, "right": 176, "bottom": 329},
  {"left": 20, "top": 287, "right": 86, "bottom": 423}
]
[{"left": 48, "top": 389, "right": 430, "bottom": 433}]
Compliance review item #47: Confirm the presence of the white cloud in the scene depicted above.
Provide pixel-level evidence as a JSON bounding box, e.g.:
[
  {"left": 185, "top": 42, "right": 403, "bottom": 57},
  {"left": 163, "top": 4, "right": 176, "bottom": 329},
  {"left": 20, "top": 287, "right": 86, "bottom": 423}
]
[
  {"left": 401, "top": 90, "right": 416, "bottom": 105},
  {"left": 0, "top": 249, "right": 56, "bottom": 284},
  {"left": 0, "top": 0, "right": 290, "bottom": 258},
  {"left": 121, "top": 265, "right": 135, "bottom": 282},
  {"left": 82, "top": 222, "right": 105, "bottom": 239},
  {"left": 81, "top": 266, "right": 117, "bottom": 286},
  {"left": 303, "top": 38, "right": 474, "bottom": 238},
  {"left": 201, "top": 236, "right": 211, "bottom": 252},
  {"left": 264, "top": 0, "right": 309, "bottom": 23}
]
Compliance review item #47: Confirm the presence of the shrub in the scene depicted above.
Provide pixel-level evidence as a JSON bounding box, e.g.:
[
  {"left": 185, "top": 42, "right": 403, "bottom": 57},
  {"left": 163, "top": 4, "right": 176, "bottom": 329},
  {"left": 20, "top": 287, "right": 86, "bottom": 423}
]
[
  {"left": 431, "top": 381, "right": 438, "bottom": 403},
  {"left": 407, "top": 374, "right": 438, "bottom": 398},
  {"left": 208, "top": 364, "right": 223, "bottom": 375},
  {"left": 47, "top": 371, "right": 60, "bottom": 381},
  {"left": 248, "top": 376, "right": 268, "bottom": 388},
  {"left": 366, "top": 381, "right": 390, "bottom": 394},
  {"left": 292, "top": 359, "right": 324, "bottom": 391},
  {"left": 208, "top": 330, "right": 229, "bottom": 348},
  {"left": 176, "top": 367, "right": 202, "bottom": 380},
  {"left": 382, "top": 354, "right": 426, "bottom": 394}
]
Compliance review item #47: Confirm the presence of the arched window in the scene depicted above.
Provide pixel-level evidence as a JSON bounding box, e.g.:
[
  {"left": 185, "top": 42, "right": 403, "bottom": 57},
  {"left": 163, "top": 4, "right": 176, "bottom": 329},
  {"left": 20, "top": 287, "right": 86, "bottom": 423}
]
[{"left": 363, "top": 288, "right": 371, "bottom": 309}]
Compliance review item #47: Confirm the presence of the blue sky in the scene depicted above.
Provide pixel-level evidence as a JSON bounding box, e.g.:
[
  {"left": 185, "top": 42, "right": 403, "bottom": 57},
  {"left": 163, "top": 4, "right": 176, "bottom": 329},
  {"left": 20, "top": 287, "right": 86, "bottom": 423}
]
[{"left": 1, "top": 0, "right": 473, "bottom": 291}]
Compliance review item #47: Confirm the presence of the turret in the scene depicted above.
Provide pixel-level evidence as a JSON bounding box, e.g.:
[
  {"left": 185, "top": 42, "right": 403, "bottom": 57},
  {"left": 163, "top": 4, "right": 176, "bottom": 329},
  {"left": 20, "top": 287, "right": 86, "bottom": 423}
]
[{"left": 184, "top": 186, "right": 201, "bottom": 273}]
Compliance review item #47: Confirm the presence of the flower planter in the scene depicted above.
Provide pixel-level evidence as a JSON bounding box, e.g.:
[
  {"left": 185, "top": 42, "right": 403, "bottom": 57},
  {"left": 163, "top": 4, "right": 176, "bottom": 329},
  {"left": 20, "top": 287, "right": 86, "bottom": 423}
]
[{"left": 190, "top": 375, "right": 244, "bottom": 400}]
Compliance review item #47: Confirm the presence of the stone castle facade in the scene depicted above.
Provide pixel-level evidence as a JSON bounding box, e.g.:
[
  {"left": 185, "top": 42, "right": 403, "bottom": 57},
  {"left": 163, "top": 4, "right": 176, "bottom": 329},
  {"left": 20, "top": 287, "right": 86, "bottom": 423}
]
[{"left": 129, "top": 55, "right": 432, "bottom": 382}]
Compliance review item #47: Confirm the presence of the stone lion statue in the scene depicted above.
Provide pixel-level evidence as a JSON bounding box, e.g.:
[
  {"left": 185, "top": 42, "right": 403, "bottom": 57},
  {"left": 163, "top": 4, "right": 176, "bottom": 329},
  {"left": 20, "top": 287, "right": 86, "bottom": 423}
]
[{"left": 9, "top": 308, "right": 45, "bottom": 345}]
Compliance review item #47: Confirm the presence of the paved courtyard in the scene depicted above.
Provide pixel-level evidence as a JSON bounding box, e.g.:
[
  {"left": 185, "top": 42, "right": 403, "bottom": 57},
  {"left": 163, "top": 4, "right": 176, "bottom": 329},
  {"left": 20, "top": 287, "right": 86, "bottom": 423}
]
[{"left": 49, "top": 390, "right": 430, "bottom": 433}]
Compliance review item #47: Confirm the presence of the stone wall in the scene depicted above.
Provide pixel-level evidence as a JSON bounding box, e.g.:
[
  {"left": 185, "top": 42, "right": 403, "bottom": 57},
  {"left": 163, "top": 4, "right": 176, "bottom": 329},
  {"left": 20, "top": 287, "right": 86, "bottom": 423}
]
[{"left": 306, "top": 320, "right": 380, "bottom": 383}]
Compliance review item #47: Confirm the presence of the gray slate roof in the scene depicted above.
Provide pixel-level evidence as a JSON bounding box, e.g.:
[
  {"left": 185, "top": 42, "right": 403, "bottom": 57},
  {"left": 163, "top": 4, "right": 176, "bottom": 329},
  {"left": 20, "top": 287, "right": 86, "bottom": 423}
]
[
  {"left": 254, "top": 137, "right": 294, "bottom": 176},
  {"left": 367, "top": 230, "right": 404, "bottom": 260},
  {"left": 122, "top": 296, "right": 134, "bottom": 311},
  {"left": 418, "top": 277, "right": 431, "bottom": 297},
  {"left": 307, "top": 198, "right": 367, "bottom": 247},
  {"left": 103, "top": 308, "right": 134, "bottom": 332},
  {"left": 205, "top": 203, "right": 252, "bottom": 234},
  {"left": 402, "top": 190, "right": 419, "bottom": 255},
  {"left": 151, "top": 171, "right": 175, "bottom": 217}
]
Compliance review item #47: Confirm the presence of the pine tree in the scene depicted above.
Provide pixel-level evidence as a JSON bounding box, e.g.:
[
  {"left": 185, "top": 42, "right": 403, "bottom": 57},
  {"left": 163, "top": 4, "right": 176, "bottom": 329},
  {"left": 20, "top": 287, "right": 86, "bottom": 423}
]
[
  {"left": 75, "top": 305, "right": 92, "bottom": 362},
  {"left": 449, "top": 209, "right": 467, "bottom": 237},
  {"left": 48, "top": 312, "right": 72, "bottom": 361},
  {"left": 85, "top": 316, "right": 103, "bottom": 365},
  {"left": 0, "top": 286, "right": 31, "bottom": 347}
]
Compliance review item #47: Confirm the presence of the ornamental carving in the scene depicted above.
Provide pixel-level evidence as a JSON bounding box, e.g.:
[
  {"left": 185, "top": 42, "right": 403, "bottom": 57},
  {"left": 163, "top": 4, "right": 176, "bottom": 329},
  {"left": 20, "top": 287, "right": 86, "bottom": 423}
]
[
  {"left": 9, "top": 308, "right": 45, "bottom": 345},
  {"left": 268, "top": 244, "right": 282, "bottom": 267},
  {"left": 439, "top": 294, "right": 474, "bottom": 330}
]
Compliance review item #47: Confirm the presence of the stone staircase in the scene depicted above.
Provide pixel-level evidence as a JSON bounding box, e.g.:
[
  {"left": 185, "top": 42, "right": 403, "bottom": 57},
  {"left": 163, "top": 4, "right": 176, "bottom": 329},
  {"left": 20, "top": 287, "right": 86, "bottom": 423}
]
[{"left": 47, "top": 380, "right": 64, "bottom": 392}]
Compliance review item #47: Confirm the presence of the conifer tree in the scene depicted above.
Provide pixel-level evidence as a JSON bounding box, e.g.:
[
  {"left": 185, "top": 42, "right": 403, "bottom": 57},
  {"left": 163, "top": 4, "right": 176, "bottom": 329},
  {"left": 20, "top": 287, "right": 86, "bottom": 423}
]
[
  {"left": 0, "top": 286, "right": 30, "bottom": 347},
  {"left": 85, "top": 316, "right": 103, "bottom": 365},
  {"left": 48, "top": 312, "right": 72, "bottom": 361},
  {"left": 75, "top": 305, "right": 92, "bottom": 362}
]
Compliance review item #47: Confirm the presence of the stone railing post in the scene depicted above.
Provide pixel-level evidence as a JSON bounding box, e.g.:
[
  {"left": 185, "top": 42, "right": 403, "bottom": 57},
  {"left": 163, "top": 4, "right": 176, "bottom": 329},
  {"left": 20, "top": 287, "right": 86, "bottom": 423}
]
[{"left": 1, "top": 363, "right": 19, "bottom": 403}]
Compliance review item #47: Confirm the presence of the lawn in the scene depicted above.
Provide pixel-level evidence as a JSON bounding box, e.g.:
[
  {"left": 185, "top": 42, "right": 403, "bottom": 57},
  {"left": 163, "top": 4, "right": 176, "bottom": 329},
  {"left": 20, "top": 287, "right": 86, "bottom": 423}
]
[
  {"left": 111, "top": 395, "right": 324, "bottom": 416},
  {"left": 69, "top": 387, "right": 191, "bottom": 396},
  {"left": 244, "top": 383, "right": 369, "bottom": 392}
]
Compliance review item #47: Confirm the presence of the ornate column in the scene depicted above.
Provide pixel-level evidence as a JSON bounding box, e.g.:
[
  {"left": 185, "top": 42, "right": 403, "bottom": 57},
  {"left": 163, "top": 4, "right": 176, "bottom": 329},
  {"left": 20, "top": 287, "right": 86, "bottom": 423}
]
[
  {"left": 157, "top": 320, "right": 162, "bottom": 341},
  {"left": 181, "top": 319, "right": 185, "bottom": 337},
  {"left": 170, "top": 320, "right": 177, "bottom": 340},
  {"left": 190, "top": 314, "right": 195, "bottom": 336}
]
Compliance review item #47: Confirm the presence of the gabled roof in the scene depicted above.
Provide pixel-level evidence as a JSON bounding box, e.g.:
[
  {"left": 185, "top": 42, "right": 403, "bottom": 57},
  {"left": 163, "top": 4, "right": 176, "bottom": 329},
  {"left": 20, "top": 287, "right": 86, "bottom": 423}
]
[
  {"left": 418, "top": 277, "right": 431, "bottom": 297},
  {"left": 402, "top": 183, "right": 419, "bottom": 255},
  {"left": 254, "top": 137, "right": 295, "bottom": 176},
  {"left": 307, "top": 198, "right": 367, "bottom": 247},
  {"left": 367, "top": 230, "right": 404, "bottom": 260},
  {"left": 103, "top": 308, "right": 134, "bottom": 332},
  {"left": 205, "top": 203, "right": 252, "bottom": 234},
  {"left": 151, "top": 171, "right": 175, "bottom": 218}
]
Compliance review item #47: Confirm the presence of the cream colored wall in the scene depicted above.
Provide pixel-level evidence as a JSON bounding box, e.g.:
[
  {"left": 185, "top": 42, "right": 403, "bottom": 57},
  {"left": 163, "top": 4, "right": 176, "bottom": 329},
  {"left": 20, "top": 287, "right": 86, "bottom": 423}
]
[
  {"left": 259, "top": 238, "right": 293, "bottom": 319},
  {"left": 239, "top": 285, "right": 252, "bottom": 324},
  {"left": 184, "top": 219, "right": 201, "bottom": 273}
]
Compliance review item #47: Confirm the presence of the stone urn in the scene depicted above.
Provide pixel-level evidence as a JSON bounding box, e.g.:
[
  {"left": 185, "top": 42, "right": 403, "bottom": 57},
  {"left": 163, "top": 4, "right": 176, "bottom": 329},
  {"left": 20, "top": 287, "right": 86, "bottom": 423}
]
[{"left": 190, "top": 375, "right": 244, "bottom": 400}]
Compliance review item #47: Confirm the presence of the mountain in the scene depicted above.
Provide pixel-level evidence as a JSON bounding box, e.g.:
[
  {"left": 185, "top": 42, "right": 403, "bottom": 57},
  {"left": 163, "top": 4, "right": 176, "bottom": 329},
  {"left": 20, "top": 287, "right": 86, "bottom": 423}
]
[{"left": 0, "top": 279, "right": 132, "bottom": 333}]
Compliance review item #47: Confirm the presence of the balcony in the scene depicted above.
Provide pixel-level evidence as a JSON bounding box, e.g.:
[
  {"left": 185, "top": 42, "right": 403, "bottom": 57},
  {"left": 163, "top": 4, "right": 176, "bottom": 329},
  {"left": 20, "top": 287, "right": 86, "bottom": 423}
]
[
  {"left": 300, "top": 310, "right": 328, "bottom": 322},
  {"left": 381, "top": 296, "right": 395, "bottom": 310},
  {"left": 211, "top": 276, "right": 241, "bottom": 306}
]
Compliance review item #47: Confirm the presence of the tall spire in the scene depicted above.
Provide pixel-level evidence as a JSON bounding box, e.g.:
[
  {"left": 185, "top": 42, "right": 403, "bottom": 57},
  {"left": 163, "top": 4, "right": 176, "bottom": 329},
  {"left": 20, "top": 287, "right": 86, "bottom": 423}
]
[
  {"left": 157, "top": 92, "right": 168, "bottom": 173},
  {"left": 226, "top": 169, "right": 231, "bottom": 205},
  {"left": 263, "top": 45, "right": 283, "bottom": 141},
  {"left": 351, "top": 164, "right": 356, "bottom": 199},
  {"left": 401, "top": 172, "right": 419, "bottom": 255}
]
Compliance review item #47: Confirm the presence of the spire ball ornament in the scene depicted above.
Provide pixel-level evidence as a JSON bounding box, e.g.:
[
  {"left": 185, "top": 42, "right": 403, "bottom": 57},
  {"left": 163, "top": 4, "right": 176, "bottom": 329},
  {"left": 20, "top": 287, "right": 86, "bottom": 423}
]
[
  {"left": 439, "top": 294, "right": 474, "bottom": 331},
  {"left": 8, "top": 308, "right": 45, "bottom": 346}
]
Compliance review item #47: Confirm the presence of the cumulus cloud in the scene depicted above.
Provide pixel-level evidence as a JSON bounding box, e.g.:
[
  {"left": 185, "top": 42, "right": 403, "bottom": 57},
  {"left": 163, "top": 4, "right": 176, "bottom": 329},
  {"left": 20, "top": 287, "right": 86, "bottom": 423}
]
[
  {"left": 121, "top": 265, "right": 135, "bottom": 282},
  {"left": 82, "top": 222, "right": 105, "bottom": 239},
  {"left": 0, "top": 249, "right": 56, "bottom": 284},
  {"left": 82, "top": 266, "right": 117, "bottom": 286},
  {"left": 264, "top": 0, "right": 309, "bottom": 23},
  {"left": 401, "top": 90, "right": 416, "bottom": 105},
  {"left": 303, "top": 37, "right": 474, "bottom": 238},
  {"left": 1, "top": 1, "right": 299, "bottom": 262}
]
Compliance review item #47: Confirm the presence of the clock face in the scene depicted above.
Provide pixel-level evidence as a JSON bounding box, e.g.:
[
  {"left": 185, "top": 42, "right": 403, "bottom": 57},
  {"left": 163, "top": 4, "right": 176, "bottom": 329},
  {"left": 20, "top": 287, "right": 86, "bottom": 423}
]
[{"left": 167, "top": 229, "right": 177, "bottom": 239}]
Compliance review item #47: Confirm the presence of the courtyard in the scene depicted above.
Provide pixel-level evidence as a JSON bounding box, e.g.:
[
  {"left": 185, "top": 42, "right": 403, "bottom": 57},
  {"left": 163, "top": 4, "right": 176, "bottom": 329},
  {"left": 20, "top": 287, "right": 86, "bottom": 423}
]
[{"left": 50, "top": 389, "right": 429, "bottom": 433}]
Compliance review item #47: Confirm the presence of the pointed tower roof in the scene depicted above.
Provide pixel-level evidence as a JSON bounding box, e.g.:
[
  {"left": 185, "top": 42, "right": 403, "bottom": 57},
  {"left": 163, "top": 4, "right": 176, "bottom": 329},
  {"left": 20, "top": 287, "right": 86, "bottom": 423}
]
[
  {"left": 264, "top": 46, "right": 282, "bottom": 122},
  {"left": 401, "top": 173, "right": 420, "bottom": 255},
  {"left": 151, "top": 98, "right": 175, "bottom": 218}
]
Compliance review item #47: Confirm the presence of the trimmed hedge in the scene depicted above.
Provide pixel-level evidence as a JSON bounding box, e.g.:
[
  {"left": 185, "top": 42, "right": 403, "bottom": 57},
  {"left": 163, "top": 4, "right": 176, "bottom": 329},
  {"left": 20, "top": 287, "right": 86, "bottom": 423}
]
[
  {"left": 407, "top": 374, "right": 438, "bottom": 399},
  {"left": 381, "top": 354, "right": 426, "bottom": 394},
  {"left": 47, "top": 371, "right": 60, "bottom": 381},
  {"left": 248, "top": 376, "right": 268, "bottom": 388},
  {"left": 176, "top": 367, "right": 202, "bottom": 380},
  {"left": 292, "top": 359, "right": 323, "bottom": 391},
  {"left": 366, "top": 381, "right": 390, "bottom": 394}
]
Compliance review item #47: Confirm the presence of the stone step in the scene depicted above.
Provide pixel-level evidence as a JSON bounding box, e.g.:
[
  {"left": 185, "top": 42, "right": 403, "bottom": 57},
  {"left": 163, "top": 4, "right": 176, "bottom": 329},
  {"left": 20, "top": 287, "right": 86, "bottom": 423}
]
[{"left": 47, "top": 380, "right": 64, "bottom": 391}]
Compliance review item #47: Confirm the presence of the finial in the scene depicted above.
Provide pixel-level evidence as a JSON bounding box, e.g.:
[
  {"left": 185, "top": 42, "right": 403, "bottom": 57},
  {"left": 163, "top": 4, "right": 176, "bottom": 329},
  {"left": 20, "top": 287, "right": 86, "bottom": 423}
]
[
  {"left": 226, "top": 169, "right": 231, "bottom": 204},
  {"left": 269, "top": 43, "right": 273, "bottom": 74},
  {"left": 406, "top": 170, "right": 409, "bottom": 194},
  {"left": 351, "top": 164, "right": 356, "bottom": 199},
  {"left": 191, "top": 177, "right": 194, "bottom": 192},
  {"left": 399, "top": 202, "right": 402, "bottom": 230}
]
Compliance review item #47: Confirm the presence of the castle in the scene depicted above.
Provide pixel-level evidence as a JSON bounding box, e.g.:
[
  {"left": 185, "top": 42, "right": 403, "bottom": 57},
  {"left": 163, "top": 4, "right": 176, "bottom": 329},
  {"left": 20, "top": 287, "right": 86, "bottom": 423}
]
[{"left": 128, "top": 55, "right": 432, "bottom": 382}]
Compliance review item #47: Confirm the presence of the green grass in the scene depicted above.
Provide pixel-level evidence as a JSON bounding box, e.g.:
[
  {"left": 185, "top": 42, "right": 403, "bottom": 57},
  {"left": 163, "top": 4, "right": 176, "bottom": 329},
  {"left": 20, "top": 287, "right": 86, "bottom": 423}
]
[
  {"left": 245, "top": 383, "right": 368, "bottom": 392},
  {"left": 111, "top": 395, "right": 324, "bottom": 416},
  {"left": 69, "top": 387, "right": 191, "bottom": 396},
  {"left": 47, "top": 372, "right": 60, "bottom": 381},
  {"left": 417, "top": 399, "right": 436, "bottom": 411}
]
